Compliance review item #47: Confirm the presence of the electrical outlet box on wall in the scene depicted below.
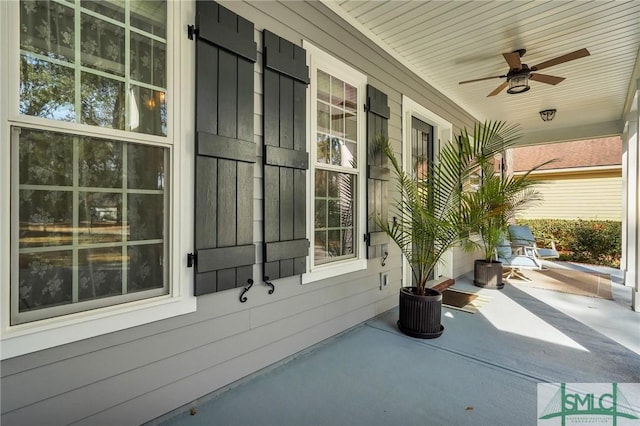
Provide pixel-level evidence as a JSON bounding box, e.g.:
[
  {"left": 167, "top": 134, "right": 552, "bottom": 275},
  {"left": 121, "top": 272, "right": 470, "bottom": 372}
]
[{"left": 380, "top": 272, "right": 389, "bottom": 290}]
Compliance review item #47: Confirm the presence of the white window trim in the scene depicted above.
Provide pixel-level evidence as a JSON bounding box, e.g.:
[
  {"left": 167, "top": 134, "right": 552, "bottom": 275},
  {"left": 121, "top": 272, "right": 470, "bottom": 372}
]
[
  {"left": 401, "top": 95, "right": 454, "bottom": 283},
  {"left": 0, "top": 1, "right": 196, "bottom": 360},
  {"left": 302, "top": 41, "right": 367, "bottom": 285}
]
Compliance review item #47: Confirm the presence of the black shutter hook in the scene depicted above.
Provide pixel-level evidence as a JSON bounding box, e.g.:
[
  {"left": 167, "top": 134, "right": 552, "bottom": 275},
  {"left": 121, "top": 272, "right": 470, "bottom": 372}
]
[{"left": 239, "top": 279, "right": 254, "bottom": 303}]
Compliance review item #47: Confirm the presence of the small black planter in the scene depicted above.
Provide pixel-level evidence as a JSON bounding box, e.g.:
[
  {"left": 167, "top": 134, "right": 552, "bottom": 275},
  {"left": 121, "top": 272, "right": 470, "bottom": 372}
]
[
  {"left": 473, "top": 259, "right": 504, "bottom": 289},
  {"left": 397, "top": 287, "right": 444, "bottom": 339}
]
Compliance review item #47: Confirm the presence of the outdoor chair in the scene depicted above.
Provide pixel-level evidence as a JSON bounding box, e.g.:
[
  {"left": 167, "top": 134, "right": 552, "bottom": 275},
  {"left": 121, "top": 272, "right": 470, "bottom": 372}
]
[
  {"left": 507, "top": 225, "right": 559, "bottom": 261},
  {"left": 496, "top": 238, "right": 542, "bottom": 281}
]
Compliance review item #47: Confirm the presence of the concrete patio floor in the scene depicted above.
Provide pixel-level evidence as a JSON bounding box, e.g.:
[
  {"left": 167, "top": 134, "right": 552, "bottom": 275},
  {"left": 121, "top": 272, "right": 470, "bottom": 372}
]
[{"left": 151, "top": 262, "right": 640, "bottom": 426}]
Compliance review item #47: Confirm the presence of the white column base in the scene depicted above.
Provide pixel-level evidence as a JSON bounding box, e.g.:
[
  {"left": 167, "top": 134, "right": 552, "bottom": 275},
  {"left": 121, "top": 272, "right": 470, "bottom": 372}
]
[{"left": 632, "top": 290, "right": 640, "bottom": 312}]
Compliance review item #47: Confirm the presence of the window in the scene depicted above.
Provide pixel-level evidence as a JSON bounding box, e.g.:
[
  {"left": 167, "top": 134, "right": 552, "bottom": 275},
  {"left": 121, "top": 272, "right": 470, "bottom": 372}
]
[
  {"left": 304, "top": 42, "right": 367, "bottom": 282},
  {"left": 13, "top": 127, "right": 168, "bottom": 324},
  {"left": 1, "top": 0, "right": 195, "bottom": 358},
  {"left": 14, "top": 0, "right": 168, "bottom": 324}
]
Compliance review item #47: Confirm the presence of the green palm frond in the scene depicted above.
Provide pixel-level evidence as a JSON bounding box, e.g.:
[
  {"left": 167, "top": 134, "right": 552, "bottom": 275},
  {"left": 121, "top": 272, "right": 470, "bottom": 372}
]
[
  {"left": 461, "top": 142, "right": 555, "bottom": 260},
  {"left": 376, "top": 120, "right": 523, "bottom": 294}
]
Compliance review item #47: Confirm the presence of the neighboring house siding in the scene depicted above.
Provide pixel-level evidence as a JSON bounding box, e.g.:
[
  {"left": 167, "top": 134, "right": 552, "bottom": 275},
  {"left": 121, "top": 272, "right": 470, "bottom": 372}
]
[
  {"left": 518, "top": 171, "right": 622, "bottom": 221},
  {"left": 508, "top": 137, "right": 622, "bottom": 221},
  {"left": 1, "top": 2, "right": 477, "bottom": 426}
]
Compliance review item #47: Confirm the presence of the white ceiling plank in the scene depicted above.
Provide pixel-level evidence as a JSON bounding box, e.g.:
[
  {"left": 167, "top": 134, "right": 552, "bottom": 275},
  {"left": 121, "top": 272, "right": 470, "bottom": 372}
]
[{"left": 328, "top": 0, "right": 640, "bottom": 139}]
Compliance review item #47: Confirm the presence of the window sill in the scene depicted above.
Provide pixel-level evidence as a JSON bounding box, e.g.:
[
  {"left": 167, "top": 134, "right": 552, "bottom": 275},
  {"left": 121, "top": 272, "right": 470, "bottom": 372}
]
[
  {"left": 1, "top": 293, "right": 196, "bottom": 360},
  {"left": 301, "top": 258, "right": 368, "bottom": 284}
]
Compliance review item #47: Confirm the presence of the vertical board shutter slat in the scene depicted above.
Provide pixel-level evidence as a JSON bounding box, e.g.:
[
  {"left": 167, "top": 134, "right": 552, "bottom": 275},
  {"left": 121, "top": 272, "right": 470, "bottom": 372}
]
[
  {"left": 194, "top": 1, "right": 257, "bottom": 296},
  {"left": 262, "top": 30, "right": 309, "bottom": 281},
  {"left": 366, "top": 85, "right": 390, "bottom": 259}
]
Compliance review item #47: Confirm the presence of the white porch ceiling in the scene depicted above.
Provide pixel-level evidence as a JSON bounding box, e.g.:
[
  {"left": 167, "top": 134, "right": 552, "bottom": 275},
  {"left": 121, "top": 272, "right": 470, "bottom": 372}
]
[{"left": 325, "top": 0, "right": 640, "bottom": 144}]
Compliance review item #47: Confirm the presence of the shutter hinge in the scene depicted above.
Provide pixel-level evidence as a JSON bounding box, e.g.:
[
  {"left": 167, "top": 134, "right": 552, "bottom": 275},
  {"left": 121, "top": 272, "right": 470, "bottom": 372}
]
[
  {"left": 364, "top": 98, "right": 370, "bottom": 112},
  {"left": 187, "top": 25, "right": 199, "bottom": 40},
  {"left": 187, "top": 252, "right": 196, "bottom": 268},
  {"left": 364, "top": 233, "right": 370, "bottom": 246}
]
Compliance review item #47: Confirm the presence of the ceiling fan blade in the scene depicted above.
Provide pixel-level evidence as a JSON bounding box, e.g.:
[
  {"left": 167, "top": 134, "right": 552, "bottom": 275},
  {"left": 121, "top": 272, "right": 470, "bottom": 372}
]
[
  {"left": 503, "top": 52, "right": 522, "bottom": 70},
  {"left": 459, "top": 75, "right": 504, "bottom": 84},
  {"left": 531, "top": 48, "right": 590, "bottom": 71},
  {"left": 530, "top": 73, "right": 565, "bottom": 85},
  {"left": 487, "top": 81, "right": 508, "bottom": 97}
]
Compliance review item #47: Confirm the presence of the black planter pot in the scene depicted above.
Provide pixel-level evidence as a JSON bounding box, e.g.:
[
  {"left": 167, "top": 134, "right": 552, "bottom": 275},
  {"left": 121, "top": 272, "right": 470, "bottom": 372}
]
[
  {"left": 473, "top": 259, "right": 504, "bottom": 289},
  {"left": 397, "top": 287, "right": 444, "bottom": 339}
]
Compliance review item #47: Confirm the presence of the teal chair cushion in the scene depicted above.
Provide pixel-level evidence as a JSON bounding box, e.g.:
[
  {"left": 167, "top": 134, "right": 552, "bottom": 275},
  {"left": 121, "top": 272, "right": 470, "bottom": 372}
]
[{"left": 508, "top": 225, "right": 536, "bottom": 246}]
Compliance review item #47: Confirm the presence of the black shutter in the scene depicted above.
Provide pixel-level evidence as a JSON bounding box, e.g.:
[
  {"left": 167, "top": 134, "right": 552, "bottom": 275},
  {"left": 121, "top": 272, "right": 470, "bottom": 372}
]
[
  {"left": 262, "top": 30, "right": 310, "bottom": 281},
  {"left": 194, "top": 1, "right": 257, "bottom": 296},
  {"left": 365, "top": 85, "right": 390, "bottom": 259}
]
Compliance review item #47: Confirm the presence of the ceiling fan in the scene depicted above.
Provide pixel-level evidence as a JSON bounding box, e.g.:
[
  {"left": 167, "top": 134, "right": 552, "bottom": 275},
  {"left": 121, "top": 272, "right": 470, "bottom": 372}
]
[{"left": 459, "top": 48, "right": 590, "bottom": 97}]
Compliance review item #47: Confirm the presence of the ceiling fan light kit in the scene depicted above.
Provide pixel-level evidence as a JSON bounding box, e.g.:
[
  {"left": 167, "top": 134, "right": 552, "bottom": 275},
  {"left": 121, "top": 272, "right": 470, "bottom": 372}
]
[
  {"left": 539, "top": 109, "right": 557, "bottom": 122},
  {"left": 458, "top": 48, "right": 590, "bottom": 97},
  {"left": 507, "top": 73, "right": 530, "bottom": 94}
]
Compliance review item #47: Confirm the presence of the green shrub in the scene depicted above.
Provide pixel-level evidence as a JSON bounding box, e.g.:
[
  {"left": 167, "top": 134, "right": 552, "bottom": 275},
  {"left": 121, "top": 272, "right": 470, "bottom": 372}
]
[{"left": 515, "top": 219, "right": 621, "bottom": 268}]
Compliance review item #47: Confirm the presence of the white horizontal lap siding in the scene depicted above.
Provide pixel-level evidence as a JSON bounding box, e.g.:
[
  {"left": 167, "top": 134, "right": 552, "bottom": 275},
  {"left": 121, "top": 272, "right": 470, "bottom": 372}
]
[
  {"left": 1, "top": 1, "right": 477, "bottom": 425},
  {"left": 520, "top": 175, "right": 623, "bottom": 221}
]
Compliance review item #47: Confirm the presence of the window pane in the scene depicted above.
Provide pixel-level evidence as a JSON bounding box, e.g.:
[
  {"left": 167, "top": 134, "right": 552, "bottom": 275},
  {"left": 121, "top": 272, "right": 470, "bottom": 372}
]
[
  {"left": 128, "top": 194, "right": 164, "bottom": 240},
  {"left": 20, "top": 55, "right": 76, "bottom": 121},
  {"left": 327, "top": 230, "right": 341, "bottom": 257},
  {"left": 19, "top": 128, "right": 73, "bottom": 186},
  {"left": 343, "top": 142, "right": 357, "bottom": 168},
  {"left": 129, "top": 85, "right": 167, "bottom": 136},
  {"left": 14, "top": 128, "right": 168, "bottom": 323},
  {"left": 317, "top": 102, "right": 329, "bottom": 134},
  {"left": 19, "top": 190, "right": 73, "bottom": 248},
  {"left": 131, "top": 33, "right": 166, "bottom": 87},
  {"left": 345, "top": 111, "right": 357, "bottom": 141},
  {"left": 20, "top": 1, "right": 75, "bottom": 62},
  {"left": 314, "top": 171, "right": 356, "bottom": 264},
  {"left": 19, "top": 251, "right": 73, "bottom": 312},
  {"left": 331, "top": 77, "right": 344, "bottom": 107},
  {"left": 331, "top": 107, "right": 344, "bottom": 138},
  {"left": 81, "top": 72, "right": 125, "bottom": 130},
  {"left": 328, "top": 138, "right": 357, "bottom": 168},
  {"left": 317, "top": 70, "right": 330, "bottom": 103},
  {"left": 131, "top": 1, "right": 167, "bottom": 38},
  {"left": 316, "top": 134, "right": 330, "bottom": 164},
  {"left": 344, "top": 83, "right": 357, "bottom": 112},
  {"left": 79, "top": 138, "right": 123, "bottom": 188},
  {"left": 327, "top": 199, "right": 340, "bottom": 227},
  {"left": 81, "top": 12, "right": 125, "bottom": 76},
  {"left": 78, "top": 247, "right": 123, "bottom": 301},
  {"left": 78, "top": 192, "right": 123, "bottom": 244},
  {"left": 128, "top": 244, "right": 164, "bottom": 292},
  {"left": 330, "top": 137, "right": 342, "bottom": 166},
  {"left": 314, "top": 231, "right": 327, "bottom": 261},
  {"left": 314, "top": 200, "right": 326, "bottom": 228},
  {"left": 315, "top": 169, "right": 327, "bottom": 197},
  {"left": 128, "top": 143, "right": 165, "bottom": 190},
  {"left": 342, "top": 229, "right": 354, "bottom": 255}
]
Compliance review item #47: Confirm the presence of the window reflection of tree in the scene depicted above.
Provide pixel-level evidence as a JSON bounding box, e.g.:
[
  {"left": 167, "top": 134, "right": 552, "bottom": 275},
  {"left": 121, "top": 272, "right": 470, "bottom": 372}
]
[
  {"left": 19, "top": 1, "right": 167, "bottom": 135},
  {"left": 20, "top": 57, "right": 76, "bottom": 120},
  {"left": 81, "top": 73, "right": 126, "bottom": 130}
]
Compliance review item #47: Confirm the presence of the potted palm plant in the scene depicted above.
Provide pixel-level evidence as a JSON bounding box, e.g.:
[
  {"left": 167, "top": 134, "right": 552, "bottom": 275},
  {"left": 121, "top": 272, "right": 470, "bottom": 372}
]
[
  {"left": 461, "top": 139, "right": 551, "bottom": 289},
  {"left": 377, "top": 121, "right": 519, "bottom": 338}
]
